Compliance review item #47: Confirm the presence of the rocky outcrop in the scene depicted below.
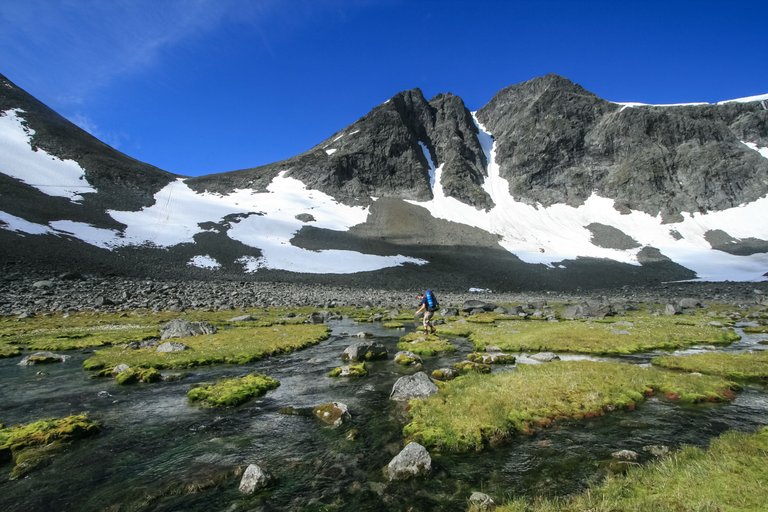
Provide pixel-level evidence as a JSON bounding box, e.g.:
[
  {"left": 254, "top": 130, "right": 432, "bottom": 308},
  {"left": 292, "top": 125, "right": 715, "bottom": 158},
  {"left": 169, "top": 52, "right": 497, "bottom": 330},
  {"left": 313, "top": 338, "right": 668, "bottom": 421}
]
[
  {"left": 390, "top": 372, "right": 438, "bottom": 401},
  {"left": 383, "top": 442, "right": 432, "bottom": 481},
  {"left": 476, "top": 74, "right": 768, "bottom": 221},
  {"left": 238, "top": 463, "right": 271, "bottom": 494},
  {"left": 160, "top": 319, "right": 217, "bottom": 340},
  {"left": 341, "top": 341, "right": 388, "bottom": 362}
]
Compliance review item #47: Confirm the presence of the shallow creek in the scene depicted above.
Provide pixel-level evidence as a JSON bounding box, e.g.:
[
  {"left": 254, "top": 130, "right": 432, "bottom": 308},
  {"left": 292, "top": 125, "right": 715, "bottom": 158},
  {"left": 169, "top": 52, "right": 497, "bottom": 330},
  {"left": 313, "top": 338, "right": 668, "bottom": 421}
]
[{"left": 1, "top": 320, "right": 767, "bottom": 511}]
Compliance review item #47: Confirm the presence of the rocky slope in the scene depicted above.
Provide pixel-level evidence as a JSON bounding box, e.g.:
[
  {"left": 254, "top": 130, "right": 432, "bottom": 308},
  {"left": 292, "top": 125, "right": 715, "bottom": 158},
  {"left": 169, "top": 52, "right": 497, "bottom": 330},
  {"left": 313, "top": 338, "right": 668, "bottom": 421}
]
[{"left": 1, "top": 73, "right": 766, "bottom": 290}]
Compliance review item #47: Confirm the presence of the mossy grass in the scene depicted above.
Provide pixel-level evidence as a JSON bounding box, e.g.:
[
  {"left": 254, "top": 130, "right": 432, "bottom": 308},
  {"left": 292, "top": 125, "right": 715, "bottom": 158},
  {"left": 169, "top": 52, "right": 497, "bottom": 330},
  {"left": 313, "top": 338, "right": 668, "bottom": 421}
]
[
  {"left": 497, "top": 426, "right": 768, "bottom": 512},
  {"left": 0, "top": 413, "right": 100, "bottom": 478},
  {"left": 435, "top": 320, "right": 475, "bottom": 337},
  {"left": 653, "top": 351, "right": 768, "bottom": 381},
  {"left": 397, "top": 332, "right": 456, "bottom": 356},
  {"left": 467, "top": 352, "right": 516, "bottom": 364},
  {"left": 187, "top": 373, "right": 280, "bottom": 407},
  {"left": 468, "top": 311, "right": 740, "bottom": 355},
  {"left": 0, "top": 344, "right": 22, "bottom": 358},
  {"left": 465, "top": 312, "right": 518, "bottom": 323},
  {"left": 115, "top": 367, "right": 162, "bottom": 385},
  {"left": 452, "top": 360, "right": 492, "bottom": 374},
  {"left": 743, "top": 325, "right": 768, "bottom": 334},
  {"left": 403, "top": 360, "right": 736, "bottom": 452},
  {"left": 9, "top": 326, "right": 160, "bottom": 351},
  {"left": 83, "top": 323, "right": 329, "bottom": 373},
  {"left": 328, "top": 363, "right": 368, "bottom": 377}
]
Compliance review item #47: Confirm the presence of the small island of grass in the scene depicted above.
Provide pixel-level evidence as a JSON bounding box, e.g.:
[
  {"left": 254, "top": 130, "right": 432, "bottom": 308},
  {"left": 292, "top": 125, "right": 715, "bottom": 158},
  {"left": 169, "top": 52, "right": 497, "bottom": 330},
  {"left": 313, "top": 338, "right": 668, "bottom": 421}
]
[
  {"left": 653, "top": 350, "right": 768, "bottom": 381},
  {"left": 404, "top": 360, "right": 736, "bottom": 452},
  {"left": 187, "top": 373, "right": 280, "bottom": 407},
  {"left": 397, "top": 332, "right": 456, "bottom": 356}
]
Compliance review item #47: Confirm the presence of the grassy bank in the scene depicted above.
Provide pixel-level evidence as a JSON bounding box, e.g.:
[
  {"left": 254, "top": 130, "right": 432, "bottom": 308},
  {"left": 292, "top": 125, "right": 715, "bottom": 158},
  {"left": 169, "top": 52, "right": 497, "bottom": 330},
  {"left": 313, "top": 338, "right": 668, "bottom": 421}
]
[
  {"left": 83, "top": 323, "right": 330, "bottom": 373},
  {"left": 653, "top": 351, "right": 768, "bottom": 381},
  {"left": 466, "top": 312, "right": 739, "bottom": 355},
  {"left": 498, "top": 426, "right": 768, "bottom": 512},
  {"left": 404, "top": 361, "right": 736, "bottom": 452}
]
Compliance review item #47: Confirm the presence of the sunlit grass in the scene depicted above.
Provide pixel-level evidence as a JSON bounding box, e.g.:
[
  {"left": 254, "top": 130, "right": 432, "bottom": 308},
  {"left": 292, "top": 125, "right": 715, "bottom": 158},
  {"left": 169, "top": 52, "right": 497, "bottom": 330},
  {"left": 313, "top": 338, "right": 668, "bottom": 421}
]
[
  {"left": 653, "top": 351, "right": 768, "bottom": 381},
  {"left": 404, "top": 361, "right": 736, "bottom": 453},
  {"left": 468, "top": 313, "right": 739, "bottom": 355},
  {"left": 187, "top": 373, "right": 280, "bottom": 407},
  {"left": 497, "top": 427, "right": 768, "bottom": 512},
  {"left": 83, "top": 324, "right": 329, "bottom": 372},
  {"left": 397, "top": 332, "right": 456, "bottom": 356}
]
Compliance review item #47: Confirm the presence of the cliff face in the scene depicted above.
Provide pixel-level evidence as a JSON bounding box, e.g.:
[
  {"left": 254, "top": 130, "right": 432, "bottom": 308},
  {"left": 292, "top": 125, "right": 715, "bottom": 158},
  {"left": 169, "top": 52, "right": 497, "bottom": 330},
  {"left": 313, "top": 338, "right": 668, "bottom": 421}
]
[{"left": 476, "top": 74, "right": 768, "bottom": 221}]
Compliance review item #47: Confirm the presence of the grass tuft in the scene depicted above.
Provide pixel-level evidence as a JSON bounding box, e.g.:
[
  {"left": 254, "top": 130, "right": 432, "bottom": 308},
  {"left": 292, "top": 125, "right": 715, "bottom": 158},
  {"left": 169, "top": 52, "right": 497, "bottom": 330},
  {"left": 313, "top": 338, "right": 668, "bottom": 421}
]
[{"left": 187, "top": 373, "right": 279, "bottom": 407}]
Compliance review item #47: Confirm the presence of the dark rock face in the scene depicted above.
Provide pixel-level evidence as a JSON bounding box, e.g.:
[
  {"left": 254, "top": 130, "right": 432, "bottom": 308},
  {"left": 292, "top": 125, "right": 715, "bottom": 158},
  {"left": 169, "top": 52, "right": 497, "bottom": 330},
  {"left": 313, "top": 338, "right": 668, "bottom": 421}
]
[
  {"left": 187, "top": 89, "right": 491, "bottom": 209},
  {"left": 476, "top": 74, "right": 768, "bottom": 221}
]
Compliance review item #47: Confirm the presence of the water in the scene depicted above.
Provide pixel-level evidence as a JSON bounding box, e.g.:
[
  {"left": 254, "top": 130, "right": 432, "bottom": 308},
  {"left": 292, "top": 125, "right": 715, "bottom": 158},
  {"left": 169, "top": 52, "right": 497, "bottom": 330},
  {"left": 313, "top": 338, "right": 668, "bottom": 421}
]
[{"left": 1, "top": 321, "right": 767, "bottom": 511}]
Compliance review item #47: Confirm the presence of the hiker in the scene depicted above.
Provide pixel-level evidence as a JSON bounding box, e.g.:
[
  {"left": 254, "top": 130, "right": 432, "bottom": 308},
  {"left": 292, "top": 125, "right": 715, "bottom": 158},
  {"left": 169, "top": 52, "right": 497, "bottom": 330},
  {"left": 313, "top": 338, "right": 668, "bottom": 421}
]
[{"left": 415, "top": 290, "right": 439, "bottom": 335}]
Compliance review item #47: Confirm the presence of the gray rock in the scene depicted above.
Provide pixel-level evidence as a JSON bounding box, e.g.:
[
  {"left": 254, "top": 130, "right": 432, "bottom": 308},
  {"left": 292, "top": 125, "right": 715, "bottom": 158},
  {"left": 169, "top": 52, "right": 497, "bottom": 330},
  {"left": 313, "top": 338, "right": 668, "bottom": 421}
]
[
  {"left": 529, "top": 352, "right": 560, "bottom": 362},
  {"left": 307, "top": 311, "right": 326, "bottom": 324},
  {"left": 313, "top": 401, "right": 351, "bottom": 428},
  {"left": 18, "top": 351, "right": 70, "bottom": 365},
  {"left": 611, "top": 449, "right": 639, "bottom": 461},
  {"left": 384, "top": 442, "right": 431, "bottom": 481},
  {"left": 394, "top": 351, "right": 423, "bottom": 366},
  {"left": 390, "top": 372, "right": 438, "bottom": 401},
  {"left": 111, "top": 363, "right": 130, "bottom": 375},
  {"left": 238, "top": 463, "right": 271, "bottom": 494},
  {"left": 156, "top": 342, "right": 188, "bottom": 353},
  {"left": 462, "top": 300, "right": 496, "bottom": 312},
  {"left": 160, "top": 319, "right": 217, "bottom": 340},
  {"left": 229, "top": 314, "right": 256, "bottom": 322},
  {"left": 665, "top": 304, "right": 682, "bottom": 315},
  {"left": 468, "top": 491, "right": 496, "bottom": 511},
  {"left": 31, "top": 280, "right": 54, "bottom": 289},
  {"left": 341, "top": 341, "right": 387, "bottom": 362}
]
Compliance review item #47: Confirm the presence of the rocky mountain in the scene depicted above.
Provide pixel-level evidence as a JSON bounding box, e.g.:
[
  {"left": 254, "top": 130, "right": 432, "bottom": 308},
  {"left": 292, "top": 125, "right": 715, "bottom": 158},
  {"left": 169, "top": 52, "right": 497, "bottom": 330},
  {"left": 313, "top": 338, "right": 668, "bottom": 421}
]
[{"left": 1, "top": 72, "right": 767, "bottom": 291}]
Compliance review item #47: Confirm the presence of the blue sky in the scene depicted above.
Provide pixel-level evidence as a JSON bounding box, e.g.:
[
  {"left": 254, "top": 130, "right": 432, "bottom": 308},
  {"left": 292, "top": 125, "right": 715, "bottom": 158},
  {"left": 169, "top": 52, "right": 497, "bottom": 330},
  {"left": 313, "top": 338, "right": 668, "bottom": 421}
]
[{"left": 1, "top": 0, "right": 766, "bottom": 177}]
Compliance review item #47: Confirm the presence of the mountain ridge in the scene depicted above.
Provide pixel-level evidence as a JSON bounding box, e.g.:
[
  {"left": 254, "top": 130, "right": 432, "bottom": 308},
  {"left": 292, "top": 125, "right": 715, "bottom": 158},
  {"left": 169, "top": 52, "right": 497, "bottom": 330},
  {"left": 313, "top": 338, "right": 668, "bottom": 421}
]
[{"left": 1, "top": 72, "right": 766, "bottom": 289}]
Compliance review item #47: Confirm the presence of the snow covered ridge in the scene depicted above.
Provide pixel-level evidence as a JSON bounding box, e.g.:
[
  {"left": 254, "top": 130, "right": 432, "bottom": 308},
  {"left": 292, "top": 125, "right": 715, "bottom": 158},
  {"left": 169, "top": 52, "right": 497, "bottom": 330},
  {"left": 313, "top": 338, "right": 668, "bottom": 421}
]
[
  {"left": 0, "top": 121, "right": 426, "bottom": 274},
  {"left": 403, "top": 115, "right": 768, "bottom": 282},
  {"left": 614, "top": 92, "right": 768, "bottom": 109},
  {"left": 0, "top": 109, "right": 96, "bottom": 201}
]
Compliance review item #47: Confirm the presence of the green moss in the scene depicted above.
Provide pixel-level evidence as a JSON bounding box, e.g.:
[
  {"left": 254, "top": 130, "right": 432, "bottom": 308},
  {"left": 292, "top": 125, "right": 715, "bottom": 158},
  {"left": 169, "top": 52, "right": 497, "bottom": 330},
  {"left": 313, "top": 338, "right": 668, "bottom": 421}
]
[
  {"left": 328, "top": 363, "right": 368, "bottom": 377},
  {"left": 115, "top": 367, "right": 162, "bottom": 385},
  {"left": 404, "top": 361, "right": 736, "bottom": 452},
  {"left": 743, "top": 325, "right": 768, "bottom": 334},
  {"left": 469, "top": 312, "right": 740, "bottom": 355},
  {"left": 397, "top": 333, "right": 456, "bottom": 356},
  {"left": 467, "top": 352, "right": 516, "bottom": 364},
  {"left": 187, "top": 373, "right": 280, "bottom": 407},
  {"left": 436, "top": 321, "right": 475, "bottom": 337},
  {"left": 653, "top": 351, "right": 768, "bottom": 381},
  {"left": 452, "top": 360, "right": 492, "bottom": 375},
  {"left": 0, "top": 343, "right": 22, "bottom": 358},
  {"left": 497, "top": 427, "right": 768, "bottom": 512},
  {"left": 0, "top": 414, "right": 100, "bottom": 477},
  {"left": 394, "top": 352, "right": 420, "bottom": 366},
  {"left": 84, "top": 323, "right": 329, "bottom": 374}
]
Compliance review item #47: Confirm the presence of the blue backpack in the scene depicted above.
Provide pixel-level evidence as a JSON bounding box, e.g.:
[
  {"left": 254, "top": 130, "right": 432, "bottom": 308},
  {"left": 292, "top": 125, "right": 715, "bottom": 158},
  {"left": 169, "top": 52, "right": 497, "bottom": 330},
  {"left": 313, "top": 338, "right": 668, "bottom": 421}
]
[{"left": 425, "top": 290, "right": 439, "bottom": 311}]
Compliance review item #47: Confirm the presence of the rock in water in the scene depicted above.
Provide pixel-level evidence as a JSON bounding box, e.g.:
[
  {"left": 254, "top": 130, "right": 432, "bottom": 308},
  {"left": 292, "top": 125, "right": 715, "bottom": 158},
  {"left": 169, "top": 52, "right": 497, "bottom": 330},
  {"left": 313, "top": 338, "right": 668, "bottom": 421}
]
[
  {"left": 390, "top": 372, "right": 437, "bottom": 401},
  {"left": 384, "top": 442, "right": 431, "bottom": 481},
  {"left": 238, "top": 463, "right": 270, "bottom": 494}
]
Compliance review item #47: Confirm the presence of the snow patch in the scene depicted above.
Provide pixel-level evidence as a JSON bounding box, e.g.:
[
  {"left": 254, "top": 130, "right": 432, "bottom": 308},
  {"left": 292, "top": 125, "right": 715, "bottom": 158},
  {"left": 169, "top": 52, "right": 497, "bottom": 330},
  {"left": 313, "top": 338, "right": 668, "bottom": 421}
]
[
  {"left": 742, "top": 141, "right": 768, "bottom": 160},
  {"left": 325, "top": 148, "right": 338, "bottom": 155},
  {"left": 717, "top": 93, "right": 768, "bottom": 104},
  {"left": 0, "top": 109, "right": 97, "bottom": 202},
  {"left": 404, "top": 113, "right": 768, "bottom": 282},
  {"left": 188, "top": 255, "right": 221, "bottom": 269}
]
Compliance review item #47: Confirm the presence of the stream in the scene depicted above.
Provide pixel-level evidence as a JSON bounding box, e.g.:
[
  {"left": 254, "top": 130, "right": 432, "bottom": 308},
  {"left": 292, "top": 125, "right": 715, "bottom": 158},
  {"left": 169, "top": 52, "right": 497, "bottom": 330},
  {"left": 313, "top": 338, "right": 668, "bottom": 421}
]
[{"left": 1, "top": 319, "right": 767, "bottom": 511}]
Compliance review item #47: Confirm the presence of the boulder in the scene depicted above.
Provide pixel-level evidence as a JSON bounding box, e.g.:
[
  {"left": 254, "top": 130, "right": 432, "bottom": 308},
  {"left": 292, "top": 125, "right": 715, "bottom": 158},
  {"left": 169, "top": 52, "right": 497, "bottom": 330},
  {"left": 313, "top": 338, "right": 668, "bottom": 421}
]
[
  {"left": 18, "top": 351, "right": 70, "bottom": 366},
  {"left": 678, "top": 298, "right": 703, "bottom": 309},
  {"left": 111, "top": 363, "right": 130, "bottom": 376},
  {"left": 390, "top": 372, "right": 437, "bottom": 401},
  {"left": 238, "top": 463, "right": 271, "bottom": 494},
  {"left": 156, "top": 342, "right": 189, "bottom": 353},
  {"left": 160, "top": 319, "right": 217, "bottom": 340},
  {"left": 341, "top": 341, "right": 387, "bottom": 362},
  {"left": 31, "top": 280, "right": 54, "bottom": 289},
  {"left": 384, "top": 442, "right": 431, "bottom": 481},
  {"left": 468, "top": 491, "right": 496, "bottom": 511},
  {"left": 461, "top": 300, "right": 496, "bottom": 312},
  {"left": 431, "top": 367, "right": 458, "bottom": 381},
  {"left": 665, "top": 304, "right": 682, "bottom": 315},
  {"left": 529, "top": 352, "right": 560, "bottom": 362},
  {"left": 229, "top": 314, "right": 256, "bottom": 322},
  {"left": 313, "top": 402, "right": 351, "bottom": 428},
  {"left": 562, "top": 302, "right": 616, "bottom": 319},
  {"left": 611, "top": 449, "right": 639, "bottom": 461},
  {"left": 394, "top": 351, "right": 423, "bottom": 366},
  {"left": 307, "top": 311, "right": 326, "bottom": 324}
]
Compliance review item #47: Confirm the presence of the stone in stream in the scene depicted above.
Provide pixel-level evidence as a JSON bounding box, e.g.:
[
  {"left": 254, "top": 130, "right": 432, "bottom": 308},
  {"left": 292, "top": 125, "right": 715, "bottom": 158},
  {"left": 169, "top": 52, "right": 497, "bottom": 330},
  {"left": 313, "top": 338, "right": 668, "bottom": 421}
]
[
  {"left": 238, "top": 463, "right": 271, "bottom": 494},
  {"left": 312, "top": 402, "right": 351, "bottom": 428},
  {"left": 389, "top": 372, "right": 437, "bottom": 401},
  {"left": 468, "top": 491, "right": 497, "bottom": 511},
  {"left": 529, "top": 352, "right": 560, "bottom": 362},
  {"left": 341, "top": 341, "right": 387, "bottom": 362},
  {"left": 383, "top": 442, "right": 431, "bottom": 481},
  {"left": 17, "top": 351, "right": 70, "bottom": 366}
]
